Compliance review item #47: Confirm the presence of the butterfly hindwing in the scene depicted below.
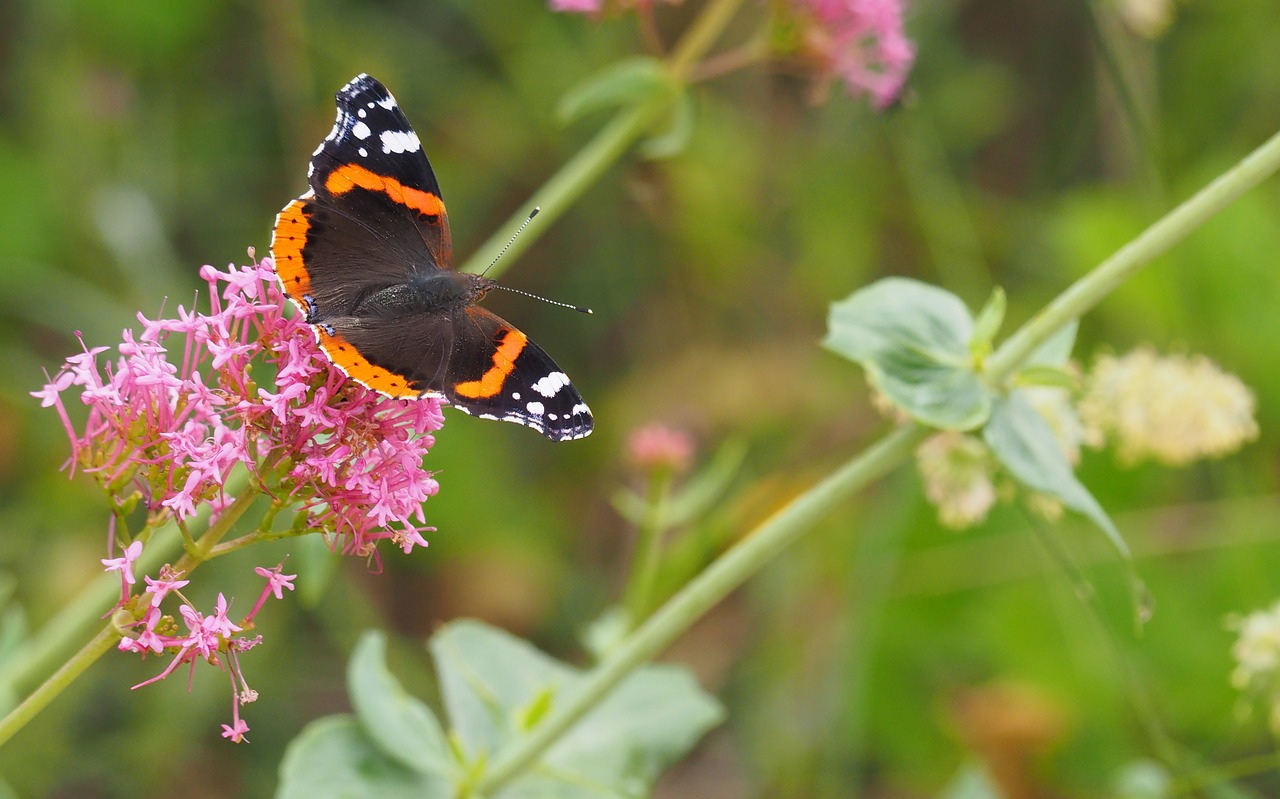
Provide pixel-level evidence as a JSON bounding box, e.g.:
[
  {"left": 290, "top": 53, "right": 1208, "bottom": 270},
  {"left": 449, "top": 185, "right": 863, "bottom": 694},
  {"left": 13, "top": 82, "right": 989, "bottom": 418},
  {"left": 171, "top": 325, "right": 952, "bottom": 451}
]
[{"left": 444, "top": 307, "right": 593, "bottom": 442}]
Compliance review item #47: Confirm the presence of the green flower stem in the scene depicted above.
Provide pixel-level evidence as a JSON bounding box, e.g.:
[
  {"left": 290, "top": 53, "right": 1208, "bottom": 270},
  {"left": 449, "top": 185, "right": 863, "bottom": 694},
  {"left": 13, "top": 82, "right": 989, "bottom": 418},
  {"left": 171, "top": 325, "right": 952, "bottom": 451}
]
[
  {"left": 0, "top": 623, "right": 122, "bottom": 748},
  {"left": 174, "top": 482, "right": 262, "bottom": 571},
  {"left": 459, "top": 0, "right": 746, "bottom": 279},
  {"left": 984, "top": 127, "right": 1280, "bottom": 383},
  {"left": 621, "top": 470, "right": 675, "bottom": 626},
  {"left": 477, "top": 423, "right": 928, "bottom": 794}
]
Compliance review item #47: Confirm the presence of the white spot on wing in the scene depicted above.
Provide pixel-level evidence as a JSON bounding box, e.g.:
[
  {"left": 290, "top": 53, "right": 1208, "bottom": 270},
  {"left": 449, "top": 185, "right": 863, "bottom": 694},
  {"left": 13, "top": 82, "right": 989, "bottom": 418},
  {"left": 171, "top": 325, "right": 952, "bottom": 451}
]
[
  {"left": 511, "top": 391, "right": 521, "bottom": 400},
  {"left": 377, "top": 96, "right": 397, "bottom": 111},
  {"left": 352, "top": 121, "right": 371, "bottom": 140},
  {"left": 381, "top": 129, "right": 420, "bottom": 154},
  {"left": 357, "top": 109, "right": 367, "bottom": 118},
  {"left": 526, "top": 401, "right": 546, "bottom": 417},
  {"left": 570, "top": 403, "right": 591, "bottom": 417},
  {"left": 358, "top": 147, "right": 367, "bottom": 158},
  {"left": 532, "top": 372, "right": 570, "bottom": 398}
]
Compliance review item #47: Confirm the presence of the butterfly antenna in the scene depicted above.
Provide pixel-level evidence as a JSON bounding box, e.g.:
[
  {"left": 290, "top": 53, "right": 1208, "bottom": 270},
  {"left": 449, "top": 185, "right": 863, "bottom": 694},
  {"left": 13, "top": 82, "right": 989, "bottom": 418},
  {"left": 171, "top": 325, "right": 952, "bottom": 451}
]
[
  {"left": 492, "top": 284, "right": 593, "bottom": 315},
  {"left": 481, "top": 207, "right": 540, "bottom": 278},
  {"left": 484, "top": 207, "right": 593, "bottom": 315}
]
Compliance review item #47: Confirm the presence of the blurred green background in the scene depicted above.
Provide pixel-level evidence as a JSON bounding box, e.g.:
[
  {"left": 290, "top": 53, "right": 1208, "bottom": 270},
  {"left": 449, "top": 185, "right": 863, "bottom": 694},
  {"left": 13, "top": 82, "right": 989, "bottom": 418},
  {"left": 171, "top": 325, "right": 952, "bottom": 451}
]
[{"left": 2, "top": 0, "right": 1280, "bottom": 796}]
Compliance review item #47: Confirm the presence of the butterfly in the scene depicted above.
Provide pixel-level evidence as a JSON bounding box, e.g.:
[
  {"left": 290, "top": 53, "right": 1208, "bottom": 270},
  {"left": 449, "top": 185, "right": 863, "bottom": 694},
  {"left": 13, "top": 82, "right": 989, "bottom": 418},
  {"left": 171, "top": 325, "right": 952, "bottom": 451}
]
[{"left": 271, "top": 74, "right": 592, "bottom": 441}]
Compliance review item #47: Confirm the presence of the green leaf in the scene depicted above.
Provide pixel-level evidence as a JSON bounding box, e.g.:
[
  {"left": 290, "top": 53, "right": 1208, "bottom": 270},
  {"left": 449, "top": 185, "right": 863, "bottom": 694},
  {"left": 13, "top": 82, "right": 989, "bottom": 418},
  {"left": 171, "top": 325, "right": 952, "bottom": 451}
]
[
  {"left": 970, "top": 286, "right": 1006, "bottom": 359},
  {"left": 431, "top": 620, "right": 723, "bottom": 797},
  {"left": 276, "top": 715, "right": 451, "bottom": 799},
  {"left": 824, "top": 278, "right": 992, "bottom": 429},
  {"left": 1014, "top": 364, "right": 1076, "bottom": 390},
  {"left": 639, "top": 88, "right": 695, "bottom": 160},
  {"left": 1113, "top": 759, "right": 1172, "bottom": 799},
  {"left": 557, "top": 58, "right": 674, "bottom": 125},
  {"left": 348, "top": 631, "right": 458, "bottom": 779},
  {"left": 983, "top": 392, "right": 1130, "bottom": 561},
  {"left": 938, "top": 762, "right": 1005, "bottom": 799}
]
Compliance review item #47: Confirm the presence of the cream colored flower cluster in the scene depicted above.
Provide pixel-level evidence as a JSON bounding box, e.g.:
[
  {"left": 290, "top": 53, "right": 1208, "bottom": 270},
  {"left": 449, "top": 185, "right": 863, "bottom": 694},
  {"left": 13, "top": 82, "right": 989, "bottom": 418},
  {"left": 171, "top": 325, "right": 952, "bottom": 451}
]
[{"left": 910, "top": 347, "right": 1257, "bottom": 530}]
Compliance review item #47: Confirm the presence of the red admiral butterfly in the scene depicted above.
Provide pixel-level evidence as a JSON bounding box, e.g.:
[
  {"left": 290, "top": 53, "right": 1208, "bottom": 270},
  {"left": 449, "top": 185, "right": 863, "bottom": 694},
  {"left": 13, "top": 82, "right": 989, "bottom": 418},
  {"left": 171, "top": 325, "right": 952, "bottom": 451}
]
[{"left": 270, "top": 74, "right": 593, "bottom": 441}]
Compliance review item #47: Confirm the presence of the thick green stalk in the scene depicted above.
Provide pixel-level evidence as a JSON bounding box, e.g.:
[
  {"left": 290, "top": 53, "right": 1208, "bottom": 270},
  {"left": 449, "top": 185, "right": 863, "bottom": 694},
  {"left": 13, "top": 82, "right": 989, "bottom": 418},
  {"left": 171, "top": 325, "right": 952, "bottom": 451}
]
[
  {"left": 985, "top": 127, "right": 1280, "bottom": 382},
  {"left": 0, "top": 624, "right": 121, "bottom": 748},
  {"left": 477, "top": 424, "right": 927, "bottom": 793}
]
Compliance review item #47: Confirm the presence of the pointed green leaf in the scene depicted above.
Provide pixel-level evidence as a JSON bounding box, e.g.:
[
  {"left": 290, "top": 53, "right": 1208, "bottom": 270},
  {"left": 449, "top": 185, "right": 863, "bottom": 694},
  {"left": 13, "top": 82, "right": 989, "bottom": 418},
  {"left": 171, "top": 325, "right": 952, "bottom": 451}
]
[
  {"left": 349, "top": 631, "right": 458, "bottom": 779},
  {"left": 938, "top": 762, "right": 1004, "bottom": 799},
  {"left": 824, "top": 278, "right": 991, "bottom": 429},
  {"left": 431, "top": 620, "right": 723, "bottom": 797},
  {"left": 640, "top": 88, "right": 695, "bottom": 160},
  {"left": 970, "top": 286, "right": 1006, "bottom": 359},
  {"left": 277, "top": 715, "right": 451, "bottom": 799},
  {"left": 557, "top": 58, "right": 674, "bottom": 125},
  {"left": 983, "top": 392, "right": 1130, "bottom": 560},
  {"left": 1014, "top": 364, "right": 1076, "bottom": 390}
]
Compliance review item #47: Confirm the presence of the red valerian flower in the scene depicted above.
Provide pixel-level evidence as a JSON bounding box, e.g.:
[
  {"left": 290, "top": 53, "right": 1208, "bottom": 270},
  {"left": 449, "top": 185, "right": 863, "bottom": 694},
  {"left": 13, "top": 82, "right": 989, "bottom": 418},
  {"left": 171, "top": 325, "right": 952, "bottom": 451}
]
[
  {"left": 35, "top": 256, "right": 443, "bottom": 555},
  {"left": 788, "top": 0, "right": 915, "bottom": 107}
]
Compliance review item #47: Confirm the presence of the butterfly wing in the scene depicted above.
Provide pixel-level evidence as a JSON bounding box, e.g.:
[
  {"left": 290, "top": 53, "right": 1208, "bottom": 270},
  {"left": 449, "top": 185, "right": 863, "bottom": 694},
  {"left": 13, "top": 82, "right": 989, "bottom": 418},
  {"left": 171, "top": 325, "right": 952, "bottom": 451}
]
[
  {"left": 272, "top": 74, "right": 452, "bottom": 320},
  {"left": 442, "top": 306, "right": 594, "bottom": 441}
]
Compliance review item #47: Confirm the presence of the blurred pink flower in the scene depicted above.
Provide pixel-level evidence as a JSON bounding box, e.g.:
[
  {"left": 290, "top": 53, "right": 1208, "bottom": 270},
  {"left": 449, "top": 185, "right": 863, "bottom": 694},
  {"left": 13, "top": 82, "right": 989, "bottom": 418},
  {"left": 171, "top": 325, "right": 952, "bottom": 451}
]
[
  {"left": 789, "top": 0, "right": 915, "bottom": 107},
  {"left": 627, "top": 423, "right": 696, "bottom": 474},
  {"left": 551, "top": 0, "right": 603, "bottom": 11}
]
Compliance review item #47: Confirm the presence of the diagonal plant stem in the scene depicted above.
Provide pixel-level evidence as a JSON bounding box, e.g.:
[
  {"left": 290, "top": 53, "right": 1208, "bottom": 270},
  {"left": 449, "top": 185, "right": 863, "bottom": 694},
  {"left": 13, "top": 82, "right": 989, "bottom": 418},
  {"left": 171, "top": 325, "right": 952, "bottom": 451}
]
[
  {"left": 0, "top": 624, "right": 122, "bottom": 749},
  {"left": 985, "top": 127, "right": 1280, "bottom": 383},
  {"left": 476, "top": 124, "right": 1280, "bottom": 793}
]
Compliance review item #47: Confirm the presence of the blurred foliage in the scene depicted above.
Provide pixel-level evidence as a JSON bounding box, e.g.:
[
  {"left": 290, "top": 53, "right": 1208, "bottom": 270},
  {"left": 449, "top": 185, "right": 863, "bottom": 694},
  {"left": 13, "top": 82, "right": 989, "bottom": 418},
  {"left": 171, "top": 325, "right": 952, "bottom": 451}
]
[{"left": 2, "top": 0, "right": 1280, "bottom": 796}]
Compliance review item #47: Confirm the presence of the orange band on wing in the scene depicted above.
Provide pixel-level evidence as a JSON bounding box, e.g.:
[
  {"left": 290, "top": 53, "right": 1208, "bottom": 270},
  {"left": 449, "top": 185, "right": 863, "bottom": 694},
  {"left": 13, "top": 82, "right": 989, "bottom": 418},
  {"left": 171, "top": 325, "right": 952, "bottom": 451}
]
[
  {"left": 316, "top": 328, "right": 417, "bottom": 398},
  {"left": 271, "top": 199, "right": 313, "bottom": 303},
  {"left": 324, "top": 163, "right": 446, "bottom": 218},
  {"left": 453, "top": 328, "right": 527, "bottom": 399}
]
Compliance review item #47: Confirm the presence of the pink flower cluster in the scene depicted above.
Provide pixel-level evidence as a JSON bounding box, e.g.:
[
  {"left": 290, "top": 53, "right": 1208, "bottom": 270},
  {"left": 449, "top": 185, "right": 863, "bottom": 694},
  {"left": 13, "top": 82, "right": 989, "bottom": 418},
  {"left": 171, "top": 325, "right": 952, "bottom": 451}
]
[
  {"left": 35, "top": 256, "right": 444, "bottom": 555},
  {"left": 106, "top": 543, "right": 296, "bottom": 743},
  {"left": 791, "top": 0, "right": 915, "bottom": 107}
]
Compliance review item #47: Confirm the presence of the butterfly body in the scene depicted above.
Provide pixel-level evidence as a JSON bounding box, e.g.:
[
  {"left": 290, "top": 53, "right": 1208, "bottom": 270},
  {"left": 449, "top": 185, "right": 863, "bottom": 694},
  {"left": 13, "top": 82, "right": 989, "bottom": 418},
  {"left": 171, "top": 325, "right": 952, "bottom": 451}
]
[{"left": 271, "top": 74, "right": 593, "bottom": 441}]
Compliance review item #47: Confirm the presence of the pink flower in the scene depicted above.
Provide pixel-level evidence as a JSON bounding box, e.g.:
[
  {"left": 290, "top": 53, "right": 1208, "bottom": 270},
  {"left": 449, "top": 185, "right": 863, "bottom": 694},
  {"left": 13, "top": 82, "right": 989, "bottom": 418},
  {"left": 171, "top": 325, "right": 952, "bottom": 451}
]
[
  {"left": 34, "top": 257, "right": 443, "bottom": 555},
  {"left": 246, "top": 564, "right": 297, "bottom": 623},
  {"left": 102, "top": 541, "right": 144, "bottom": 596},
  {"left": 122, "top": 569, "right": 276, "bottom": 741},
  {"left": 551, "top": 0, "right": 602, "bottom": 11},
  {"left": 788, "top": 0, "right": 915, "bottom": 107},
  {"left": 627, "top": 423, "right": 695, "bottom": 474},
  {"left": 221, "top": 718, "right": 250, "bottom": 743}
]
